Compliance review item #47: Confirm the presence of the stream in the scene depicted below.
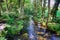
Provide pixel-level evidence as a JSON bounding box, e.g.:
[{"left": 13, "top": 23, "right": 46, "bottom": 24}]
[
  {"left": 27, "top": 16, "right": 60, "bottom": 40},
  {"left": 0, "top": 19, "right": 60, "bottom": 40},
  {"left": 27, "top": 16, "right": 37, "bottom": 40}
]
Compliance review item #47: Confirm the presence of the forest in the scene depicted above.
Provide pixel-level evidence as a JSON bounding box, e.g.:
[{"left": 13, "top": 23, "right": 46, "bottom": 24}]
[{"left": 0, "top": 0, "right": 60, "bottom": 40}]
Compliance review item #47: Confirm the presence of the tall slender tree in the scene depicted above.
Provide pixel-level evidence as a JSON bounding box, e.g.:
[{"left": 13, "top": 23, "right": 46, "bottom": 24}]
[
  {"left": 42, "top": 0, "right": 46, "bottom": 23},
  {"left": 33, "top": 0, "right": 38, "bottom": 25},
  {"left": 40, "top": 0, "right": 42, "bottom": 22},
  {"left": 51, "top": 0, "right": 60, "bottom": 18},
  {"left": 9, "top": 0, "right": 12, "bottom": 11},
  {"left": 6, "top": 0, "right": 9, "bottom": 11},
  {"left": 0, "top": 0, "right": 3, "bottom": 16},
  {"left": 0, "top": 2, "right": 1, "bottom": 16},
  {"left": 17, "top": 0, "right": 20, "bottom": 7},
  {"left": 20, "top": 0, "right": 25, "bottom": 18},
  {"left": 46, "top": 0, "right": 50, "bottom": 27}
]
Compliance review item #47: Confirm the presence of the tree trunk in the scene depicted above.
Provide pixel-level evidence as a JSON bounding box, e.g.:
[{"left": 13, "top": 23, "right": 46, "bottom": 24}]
[
  {"left": 18, "top": 0, "right": 20, "bottom": 7},
  {"left": 42, "top": 0, "right": 46, "bottom": 23},
  {"left": 0, "top": 2, "right": 2, "bottom": 16},
  {"left": 9, "top": 0, "right": 12, "bottom": 11},
  {"left": 46, "top": 0, "right": 50, "bottom": 28},
  {"left": 6, "top": 0, "right": 9, "bottom": 11},
  {"left": 51, "top": 0, "right": 60, "bottom": 18},
  {"left": 20, "top": 0, "right": 25, "bottom": 18},
  {"left": 0, "top": 0, "right": 4, "bottom": 16},
  {"left": 34, "top": 0, "right": 37, "bottom": 16},
  {"left": 33, "top": 0, "right": 38, "bottom": 25},
  {"left": 40, "top": 0, "right": 42, "bottom": 22}
]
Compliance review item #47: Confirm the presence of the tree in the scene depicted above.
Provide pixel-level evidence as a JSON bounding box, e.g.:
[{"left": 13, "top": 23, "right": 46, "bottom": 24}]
[
  {"left": 46, "top": 0, "right": 50, "bottom": 27},
  {"left": 39, "top": 0, "right": 42, "bottom": 22},
  {"left": 20, "top": 0, "right": 25, "bottom": 18},
  {"left": 51, "top": 0, "right": 60, "bottom": 18},
  {"left": 33, "top": 0, "right": 38, "bottom": 25},
  {"left": 42, "top": 0, "right": 46, "bottom": 22},
  {"left": 6, "top": 0, "right": 9, "bottom": 11},
  {"left": 18, "top": 0, "right": 20, "bottom": 7},
  {"left": 0, "top": 0, "right": 3, "bottom": 16}
]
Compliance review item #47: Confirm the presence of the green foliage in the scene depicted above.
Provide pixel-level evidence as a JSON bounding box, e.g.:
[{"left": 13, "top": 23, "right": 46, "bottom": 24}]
[
  {"left": 0, "top": 20, "right": 24, "bottom": 36},
  {"left": 52, "top": 17, "right": 60, "bottom": 23},
  {"left": 0, "top": 37, "right": 6, "bottom": 40},
  {"left": 5, "top": 20, "right": 24, "bottom": 35},
  {"left": 48, "top": 23, "right": 60, "bottom": 33},
  {"left": 0, "top": 12, "right": 24, "bottom": 35},
  {"left": 0, "top": 0, "right": 60, "bottom": 39},
  {"left": 24, "top": 8, "right": 34, "bottom": 15},
  {"left": 56, "top": 10, "right": 60, "bottom": 17}
]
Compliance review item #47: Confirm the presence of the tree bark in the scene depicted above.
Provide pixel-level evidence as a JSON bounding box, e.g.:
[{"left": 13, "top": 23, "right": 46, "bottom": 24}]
[
  {"left": 34, "top": 0, "right": 37, "bottom": 15},
  {"left": 18, "top": 0, "right": 20, "bottom": 7},
  {"left": 6, "top": 0, "right": 9, "bottom": 11},
  {"left": 42, "top": 0, "right": 46, "bottom": 23},
  {"left": 51, "top": 0, "right": 60, "bottom": 18},
  {"left": 0, "top": 1, "right": 2, "bottom": 16},
  {"left": 46, "top": 0, "right": 50, "bottom": 28},
  {"left": 9, "top": 0, "right": 12, "bottom": 11},
  {"left": 33, "top": 0, "right": 38, "bottom": 25},
  {"left": 20, "top": 0, "right": 25, "bottom": 18},
  {"left": 40, "top": 0, "right": 42, "bottom": 22}
]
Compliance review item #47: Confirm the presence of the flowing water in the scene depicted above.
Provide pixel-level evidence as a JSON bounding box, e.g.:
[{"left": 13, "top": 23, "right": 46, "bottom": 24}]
[
  {"left": 0, "top": 21, "right": 60, "bottom": 40},
  {"left": 27, "top": 16, "right": 37, "bottom": 40},
  {"left": 0, "top": 19, "right": 58, "bottom": 40},
  {"left": 27, "top": 17, "right": 60, "bottom": 40}
]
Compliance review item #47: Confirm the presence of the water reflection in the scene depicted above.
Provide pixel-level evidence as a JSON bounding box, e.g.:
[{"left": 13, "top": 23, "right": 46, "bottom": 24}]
[{"left": 27, "top": 16, "right": 37, "bottom": 40}]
